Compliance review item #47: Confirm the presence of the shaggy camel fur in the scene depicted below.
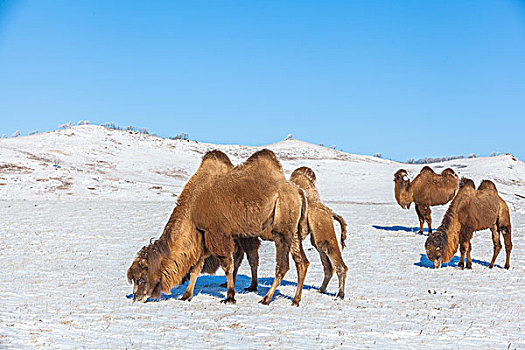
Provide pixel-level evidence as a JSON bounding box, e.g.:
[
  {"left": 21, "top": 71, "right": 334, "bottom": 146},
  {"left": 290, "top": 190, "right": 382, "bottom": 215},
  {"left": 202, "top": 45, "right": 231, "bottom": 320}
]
[
  {"left": 127, "top": 149, "right": 310, "bottom": 306},
  {"left": 211, "top": 166, "right": 348, "bottom": 299},
  {"left": 394, "top": 166, "right": 459, "bottom": 233},
  {"left": 425, "top": 178, "right": 512, "bottom": 269}
]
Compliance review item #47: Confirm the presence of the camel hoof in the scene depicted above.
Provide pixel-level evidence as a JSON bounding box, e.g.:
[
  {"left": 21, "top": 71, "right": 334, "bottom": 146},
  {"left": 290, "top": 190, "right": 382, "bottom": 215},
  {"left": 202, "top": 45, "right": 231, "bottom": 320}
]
[
  {"left": 458, "top": 262, "right": 464, "bottom": 269},
  {"left": 336, "top": 292, "right": 345, "bottom": 300},
  {"left": 220, "top": 297, "right": 236, "bottom": 304},
  {"left": 244, "top": 286, "right": 258, "bottom": 292},
  {"left": 317, "top": 288, "right": 326, "bottom": 294},
  {"left": 180, "top": 295, "right": 192, "bottom": 302},
  {"left": 291, "top": 300, "right": 300, "bottom": 307},
  {"left": 504, "top": 264, "right": 510, "bottom": 270},
  {"left": 488, "top": 264, "right": 494, "bottom": 269},
  {"left": 466, "top": 263, "right": 472, "bottom": 269},
  {"left": 259, "top": 296, "right": 271, "bottom": 305}
]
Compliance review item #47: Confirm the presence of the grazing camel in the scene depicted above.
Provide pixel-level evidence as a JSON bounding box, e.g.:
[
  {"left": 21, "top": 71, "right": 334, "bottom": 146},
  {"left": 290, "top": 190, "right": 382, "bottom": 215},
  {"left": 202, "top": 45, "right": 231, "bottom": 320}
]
[
  {"left": 394, "top": 166, "right": 459, "bottom": 233},
  {"left": 425, "top": 178, "right": 512, "bottom": 269},
  {"left": 211, "top": 166, "right": 348, "bottom": 299},
  {"left": 127, "top": 149, "right": 310, "bottom": 306}
]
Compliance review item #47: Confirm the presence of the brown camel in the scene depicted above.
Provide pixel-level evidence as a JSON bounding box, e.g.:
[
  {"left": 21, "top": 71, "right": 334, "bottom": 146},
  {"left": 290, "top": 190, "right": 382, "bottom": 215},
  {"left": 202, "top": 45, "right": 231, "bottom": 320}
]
[
  {"left": 127, "top": 149, "right": 310, "bottom": 306},
  {"left": 210, "top": 166, "right": 348, "bottom": 299},
  {"left": 394, "top": 166, "right": 459, "bottom": 233},
  {"left": 425, "top": 178, "right": 512, "bottom": 269}
]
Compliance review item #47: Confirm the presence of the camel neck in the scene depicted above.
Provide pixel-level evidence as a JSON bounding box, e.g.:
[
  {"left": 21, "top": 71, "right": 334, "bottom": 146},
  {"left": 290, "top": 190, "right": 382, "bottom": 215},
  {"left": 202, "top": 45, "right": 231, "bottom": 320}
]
[
  {"left": 435, "top": 210, "right": 460, "bottom": 263},
  {"left": 395, "top": 181, "right": 413, "bottom": 207}
]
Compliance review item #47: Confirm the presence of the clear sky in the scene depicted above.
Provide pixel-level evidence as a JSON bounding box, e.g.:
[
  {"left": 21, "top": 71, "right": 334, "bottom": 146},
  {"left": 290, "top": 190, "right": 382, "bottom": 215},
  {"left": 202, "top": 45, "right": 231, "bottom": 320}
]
[{"left": 1, "top": 1, "right": 524, "bottom": 161}]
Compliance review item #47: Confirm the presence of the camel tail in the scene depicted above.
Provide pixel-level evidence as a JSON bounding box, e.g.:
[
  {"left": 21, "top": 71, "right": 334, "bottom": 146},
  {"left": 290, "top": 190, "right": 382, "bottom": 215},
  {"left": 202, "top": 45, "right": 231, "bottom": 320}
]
[
  {"left": 331, "top": 210, "right": 347, "bottom": 250},
  {"left": 298, "top": 188, "right": 309, "bottom": 241}
]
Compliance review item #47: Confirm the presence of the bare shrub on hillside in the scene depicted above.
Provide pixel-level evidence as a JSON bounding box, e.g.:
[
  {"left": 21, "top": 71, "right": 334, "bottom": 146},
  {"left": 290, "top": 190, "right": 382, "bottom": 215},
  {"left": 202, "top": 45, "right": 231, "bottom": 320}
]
[
  {"left": 169, "top": 133, "right": 189, "bottom": 140},
  {"left": 102, "top": 123, "right": 122, "bottom": 130},
  {"left": 408, "top": 155, "right": 465, "bottom": 164},
  {"left": 58, "top": 122, "right": 73, "bottom": 129}
]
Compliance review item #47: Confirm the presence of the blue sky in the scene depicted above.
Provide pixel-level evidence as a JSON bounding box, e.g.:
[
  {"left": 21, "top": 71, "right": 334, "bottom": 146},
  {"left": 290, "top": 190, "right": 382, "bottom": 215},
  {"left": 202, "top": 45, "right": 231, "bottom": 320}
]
[{"left": 1, "top": 1, "right": 524, "bottom": 161}]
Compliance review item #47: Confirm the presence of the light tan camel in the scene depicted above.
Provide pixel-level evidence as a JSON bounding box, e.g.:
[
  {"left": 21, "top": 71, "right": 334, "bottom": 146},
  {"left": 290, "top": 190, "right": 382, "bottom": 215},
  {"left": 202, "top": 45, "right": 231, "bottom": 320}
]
[{"left": 208, "top": 166, "right": 349, "bottom": 299}]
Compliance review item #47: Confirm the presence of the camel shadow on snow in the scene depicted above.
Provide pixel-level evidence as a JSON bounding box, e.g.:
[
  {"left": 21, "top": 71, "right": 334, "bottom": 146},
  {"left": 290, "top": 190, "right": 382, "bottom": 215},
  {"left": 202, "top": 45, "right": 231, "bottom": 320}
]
[
  {"left": 373, "top": 225, "right": 428, "bottom": 235},
  {"left": 126, "top": 274, "right": 330, "bottom": 303},
  {"left": 414, "top": 254, "right": 502, "bottom": 269}
]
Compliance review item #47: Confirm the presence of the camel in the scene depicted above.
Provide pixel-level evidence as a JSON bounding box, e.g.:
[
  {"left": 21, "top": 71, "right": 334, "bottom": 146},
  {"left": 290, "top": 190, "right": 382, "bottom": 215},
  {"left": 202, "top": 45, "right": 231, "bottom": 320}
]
[
  {"left": 425, "top": 178, "right": 512, "bottom": 269},
  {"left": 394, "top": 166, "right": 459, "bottom": 233},
  {"left": 127, "top": 149, "right": 310, "bottom": 306},
  {"left": 290, "top": 167, "right": 348, "bottom": 298},
  {"left": 209, "top": 166, "right": 348, "bottom": 299}
]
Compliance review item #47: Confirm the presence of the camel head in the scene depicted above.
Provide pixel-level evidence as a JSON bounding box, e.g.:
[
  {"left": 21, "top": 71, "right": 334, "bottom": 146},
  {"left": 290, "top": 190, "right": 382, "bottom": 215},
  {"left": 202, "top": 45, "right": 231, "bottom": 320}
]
[
  {"left": 425, "top": 231, "right": 447, "bottom": 268},
  {"left": 393, "top": 169, "right": 413, "bottom": 209},
  {"left": 290, "top": 166, "right": 317, "bottom": 191},
  {"left": 127, "top": 244, "right": 164, "bottom": 302}
]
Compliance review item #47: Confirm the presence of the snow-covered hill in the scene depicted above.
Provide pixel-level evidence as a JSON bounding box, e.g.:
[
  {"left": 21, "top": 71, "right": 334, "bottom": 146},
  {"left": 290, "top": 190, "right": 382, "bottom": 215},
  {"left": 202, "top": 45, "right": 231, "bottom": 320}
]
[
  {"left": 1, "top": 125, "right": 524, "bottom": 349},
  {"left": 1, "top": 125, "right": 523, "bottom": 205}
]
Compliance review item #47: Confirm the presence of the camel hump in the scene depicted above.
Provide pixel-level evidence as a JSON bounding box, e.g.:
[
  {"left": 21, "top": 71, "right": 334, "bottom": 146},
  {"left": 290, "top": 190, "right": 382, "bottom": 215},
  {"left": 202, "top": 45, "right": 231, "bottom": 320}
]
[
  {"left": 441, "top": 168, "right": 457, "bottom": 177},
  {"left": 290, "top": 166, "right": 316, "bottom": 184},
  {"left": 478, "top": 179, "right": 498, "bottom": 192},
  {"left": 420, "top": 166, "right": 434, "bottom": 174},
  {"left": 244, "top": 149, "right": 282, "bottom": 170},
  {"left": 459, "top": 177, "right": 476, "bottom": 189},
  {"left": 247, "top": 149, "right": 278, "bottom": 163},
  {"left": 202, "top": 150, "right": 233, "bottom": 167}
]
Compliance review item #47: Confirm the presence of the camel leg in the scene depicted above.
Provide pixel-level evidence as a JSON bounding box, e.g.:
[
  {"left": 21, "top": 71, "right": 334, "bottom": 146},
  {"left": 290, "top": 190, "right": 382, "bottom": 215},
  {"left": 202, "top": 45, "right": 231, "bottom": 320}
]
[
  {"left": 502, "top": 228, "right": 512, "bottom": 269},
  {"left": 231, "top": 244, "right": 245, "bottom": 286},
  {"left": 220, "top": 242, "right": 244, "bottom": 288},
  {"left": 459, "top": 226, "right": 474, "bottom": 269},
  {"left": 181, "top": 254, "right": 206, "bottom": 301},
  {"left": 325, "top": 246, "right": 348, "bottom": 299},
  {"left": 244, "top": 245, "right": 259, "bottom": 292},
  {"left": 260, "top": 234, "right": 290, "bottom": 305},
  {"left": 489, "top": 225, "right": 502, "bottom": 269},
  {"left": 317, "top": 248, "right": 333, "bottom": 294},
  {"left": 290, "top": 233, "right": 309, "bottom": 306},
  {"left": 415, "top": 204, "right": 425, "bottom": 234},
  {"left": 466, "top": 242, "right": 472, "bottom": 269},
  {"left": 418, "top": 205, "right": 432, "bottom": 234},
  {"left": 458, "top": 241, "right": 467, "bottom": 269},
  {"left": 426, "top": 210, "right": 432, "bottom": 234},
  {"left": 219, "top": 255, "right": 236, "bottom": 304},
  {"left": 313, "top": 234, "right": 333, "bottom": 294}
]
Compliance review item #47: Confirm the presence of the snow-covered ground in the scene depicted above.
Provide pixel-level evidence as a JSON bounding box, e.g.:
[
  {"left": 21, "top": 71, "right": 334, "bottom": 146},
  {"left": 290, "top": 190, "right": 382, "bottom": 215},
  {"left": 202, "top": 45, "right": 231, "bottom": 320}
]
[{"left": 1, "top": 126, "right": 524, "bottom": 348}]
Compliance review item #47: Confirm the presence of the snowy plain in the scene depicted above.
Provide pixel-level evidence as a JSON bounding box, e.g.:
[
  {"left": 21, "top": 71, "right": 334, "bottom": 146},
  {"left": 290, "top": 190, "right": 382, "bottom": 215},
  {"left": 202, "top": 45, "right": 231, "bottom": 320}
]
[{"left": 1, "top": 125, "right": 524, "bottom": 349}]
